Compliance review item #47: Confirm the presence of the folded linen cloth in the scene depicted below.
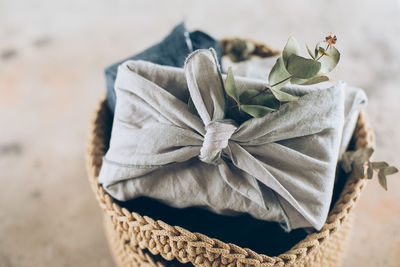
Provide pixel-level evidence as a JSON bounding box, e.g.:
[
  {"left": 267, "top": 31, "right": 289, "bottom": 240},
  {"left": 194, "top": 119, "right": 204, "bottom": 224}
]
[
  {"left": 99, "top": 48, "right": 367, "bottom": 231},
  {"left": 105, "top": 22, "right": 222, "bottom": 112}
]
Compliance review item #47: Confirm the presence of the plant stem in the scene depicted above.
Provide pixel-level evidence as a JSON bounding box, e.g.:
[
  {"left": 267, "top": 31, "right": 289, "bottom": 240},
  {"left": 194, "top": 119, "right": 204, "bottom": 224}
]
[
  {"left": 231, "top": 43, "right": 330, "bottom": 110},
  {"left": 229, "top": 75, "right": 293, "bottom": 110},
  {"left": 270, "top": 75, "right": 293, "bottom": 88},
  {"left": 316, "top": 44, "right": 330, "bottom": 61}
]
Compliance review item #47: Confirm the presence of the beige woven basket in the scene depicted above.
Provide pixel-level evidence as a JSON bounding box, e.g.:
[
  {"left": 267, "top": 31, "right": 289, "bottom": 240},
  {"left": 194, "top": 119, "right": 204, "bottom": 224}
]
[{"left": 86, "top": 39, "right": 374, "bottom": 267}]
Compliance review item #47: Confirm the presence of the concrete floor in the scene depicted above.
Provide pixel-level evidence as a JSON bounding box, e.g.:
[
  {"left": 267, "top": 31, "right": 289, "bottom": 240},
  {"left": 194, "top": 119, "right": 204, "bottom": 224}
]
[{"left": 1, "top": 1, "right": 399, "bottom": 266}]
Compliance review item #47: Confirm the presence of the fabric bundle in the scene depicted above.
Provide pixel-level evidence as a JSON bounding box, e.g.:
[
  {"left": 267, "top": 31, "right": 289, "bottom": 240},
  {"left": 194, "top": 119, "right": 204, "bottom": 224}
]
[{"left": 99, "top": 46, "right": 367, "bottom": 231}]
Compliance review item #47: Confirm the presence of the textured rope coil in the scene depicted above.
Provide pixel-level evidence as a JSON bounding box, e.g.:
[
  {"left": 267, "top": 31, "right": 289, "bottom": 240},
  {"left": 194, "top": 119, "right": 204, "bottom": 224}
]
[{"left": 85, "top": 38, "right": 374, "bottom": 267}]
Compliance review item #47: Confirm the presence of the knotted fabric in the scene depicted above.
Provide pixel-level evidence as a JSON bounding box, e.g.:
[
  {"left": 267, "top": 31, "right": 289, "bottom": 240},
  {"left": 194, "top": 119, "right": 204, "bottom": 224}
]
[
  {"left": 199, "top": 120, "right": 237, "bottom": 164},
  {"left": 99, "top": 49, "right": 367, "bottom": 231}
]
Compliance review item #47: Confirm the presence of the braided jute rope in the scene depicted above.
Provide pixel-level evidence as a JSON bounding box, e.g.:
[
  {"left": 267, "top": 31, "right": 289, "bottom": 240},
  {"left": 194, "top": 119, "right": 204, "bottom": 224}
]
[{"left": 85, "top": 38, "right": 375, "bottom": 267}]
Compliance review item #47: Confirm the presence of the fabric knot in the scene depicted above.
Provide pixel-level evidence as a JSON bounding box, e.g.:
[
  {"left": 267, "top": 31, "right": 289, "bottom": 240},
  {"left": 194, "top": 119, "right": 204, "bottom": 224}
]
[{"left": 199, "top": 120, "right": 237, "bottom": 165}]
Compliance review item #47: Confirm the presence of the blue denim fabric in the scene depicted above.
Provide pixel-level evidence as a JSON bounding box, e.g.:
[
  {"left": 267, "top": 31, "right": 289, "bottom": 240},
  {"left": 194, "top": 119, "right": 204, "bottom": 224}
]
[{"left": 105, "top": 23, "right": 223, "bottom": 112}]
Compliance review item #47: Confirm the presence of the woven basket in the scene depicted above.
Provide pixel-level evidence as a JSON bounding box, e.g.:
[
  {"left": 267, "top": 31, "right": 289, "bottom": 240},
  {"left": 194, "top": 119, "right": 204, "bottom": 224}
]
[{"left": 85, "top": 38, "right": 374, "bottom": 267}]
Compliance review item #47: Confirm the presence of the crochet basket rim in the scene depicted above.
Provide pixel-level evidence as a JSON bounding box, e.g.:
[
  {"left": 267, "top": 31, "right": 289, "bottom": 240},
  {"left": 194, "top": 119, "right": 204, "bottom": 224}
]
[{"left": 85, "top": 38, "right": 375, "bottom": 266}]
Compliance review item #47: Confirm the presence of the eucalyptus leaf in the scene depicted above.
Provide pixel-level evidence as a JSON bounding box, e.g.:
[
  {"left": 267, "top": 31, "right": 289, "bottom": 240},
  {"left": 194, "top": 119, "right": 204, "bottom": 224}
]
[
  {"left": 353, "top": 160, "right": 365, "bottom": 178},
  {"left": 367, "top": 162, "right": 373, "bottom": 179},
  {"left": 225, "top": 67, "right": 240, "bottom": 104},
  {"left": 341, "top": 148, "right": 397, "bottom": 190},
  {"left": 344, "top": 151, "right": 355, "bottom": 161},
  {"left": 291, "top": 75, "right": 329, "bottom": 85},
  {"left": 286, "top": 54, "right": 321, "bottom": 79},
  {"left": 232, "top": 38, "right": 247, "bottom": 50},
  {"left": 270, "top": 87, "right": 299, "bottom": 102},
  {"left": 378, "top": 170, "right": 388, "bottom": 191},
  {"left": 240, "top": 104, "right": 276, "bottom": 118},
  {"left": 306, "top": 44, "right": 315, "bottom": 59},
  {"left": 290, "top": 77, "right": 307, "bottom": 85},
  {"left": 283, "top": 37, "right": 300, "bottom": 66},
  {"left": 340, "top": 152, "right": 353, "bottom": 173},
  {"left": 239, "top": 89, "right": 280, "bottom": 109},
  {"left": 371, "top": 161, "right": 389, "bottom": 170},
  {"left": 382, "top": 166, "right": 399, "bottom": 176},
  {"left": 227, "top": 53, "right": 240, "bottom": 63},
  {"left": 227, "top": 39, "right": 247, "bottom": 62},
  {"left": 227, "top": 39, "right": 255, "bottom": 62},
  {"left": 268, "top": 56, "right": 291, "bottom": 90},
  {"left": 353, "top": 147, "right": 374, "bottom": 162},
  {"left": 316, "top": 42, "right": 340, "bottom": 73}
]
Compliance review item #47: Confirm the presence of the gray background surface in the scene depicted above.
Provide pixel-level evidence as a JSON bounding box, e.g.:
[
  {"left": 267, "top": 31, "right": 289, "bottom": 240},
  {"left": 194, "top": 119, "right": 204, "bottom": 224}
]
[{"left": 1, "top": 1, "right": 399, "bottom": 266}]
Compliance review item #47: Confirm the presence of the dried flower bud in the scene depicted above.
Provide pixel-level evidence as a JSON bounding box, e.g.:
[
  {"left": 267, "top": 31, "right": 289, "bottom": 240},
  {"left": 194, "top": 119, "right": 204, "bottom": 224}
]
[{"left": 325, "top": 32, "right": 337, "bottom": 47}]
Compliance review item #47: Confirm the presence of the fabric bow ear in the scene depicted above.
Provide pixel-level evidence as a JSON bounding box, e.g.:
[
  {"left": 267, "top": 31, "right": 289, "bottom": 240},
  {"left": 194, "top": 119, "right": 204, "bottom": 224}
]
[{"left": 184, "top": 49, "right": 238, "bottom": 165}]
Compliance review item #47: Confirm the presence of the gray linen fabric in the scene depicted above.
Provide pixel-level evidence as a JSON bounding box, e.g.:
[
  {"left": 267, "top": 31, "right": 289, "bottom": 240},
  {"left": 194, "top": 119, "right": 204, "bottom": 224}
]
[{"left": 99, "top": 49, "right": 367, "bottom": 231}]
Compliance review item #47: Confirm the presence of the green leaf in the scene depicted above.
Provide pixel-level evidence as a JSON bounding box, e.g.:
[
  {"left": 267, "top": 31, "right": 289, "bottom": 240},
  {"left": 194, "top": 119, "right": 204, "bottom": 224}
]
[
  {"left": 227, "top": 39, "right": 247, "bottom": 62},
  {"left": 240, "top": 104, "right": 276, "bottom": 118},
  {"left": 353, "top": 160, "right": 365, "bottom": 178},
  {"left": 371, "top": 161, "right": 389, "bottom": 170},
  {"left": 353, "top": 147, "right": 374, "bottom": 162},
  {"left": 232, "top": 39, "right": 247, "bottom": 50},
  {"left": 290, "top": 77, "right": 306, "bottom": 85},
  {"left": 306, "top": 44, "right": 315, "bottom": 59},
  {"left": 378, "top": 170, "right": 388, "bottom": 191},
  {"left": 283, "top": 37, "right": 300, "bottom": 66},
  {"left": 239, "top": 90, "right": 280, "bottom": 109},
  {"left": 227, "top": 52, "right": 240, "bottom": 63},
  {"left": 367, "top": 162, "right": 373, "bottom": 179},
  {"left": 382, "top": 166, "right": 399, "bottom": 176},
  {"left": 227, "top": 39, "right": 255, "bottom": 62},
  {"left": 225, "top": 67, "right": 240, "bottom": 104},
  {"left": 270, "top": 87, "right": 299, "bottom": 102},
  {"left": 340, "top": 152, "right": 353, "bottom": 173},
  {"left": 300, "top": 75, "right": 329, "bottom": 85},
  {"left": 286, "top": 54, "right": 321, "bottom": 79},
  {"left": 291, "top": 75, "right": 329, "bottom": 85},
  {"left": 316, "top": 42, "right": 341, "bottom": 73},
  {"left": 268, "top": 56, "right": 291, "bottom": 90}
]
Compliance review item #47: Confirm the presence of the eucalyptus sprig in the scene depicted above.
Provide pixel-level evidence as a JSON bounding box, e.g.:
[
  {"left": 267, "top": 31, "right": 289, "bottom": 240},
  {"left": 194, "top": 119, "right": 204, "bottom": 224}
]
[
  {"left": 226, "top": 39, "right": 256, "bottom": 62},
  {"left": 340, "top": 147, "right": 398, "bottom": 190},
  {"left": 223, "top": 33, "right": 341, "bottom": 119}
]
